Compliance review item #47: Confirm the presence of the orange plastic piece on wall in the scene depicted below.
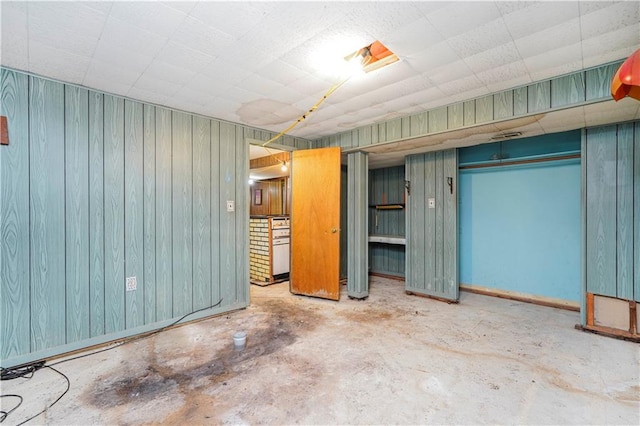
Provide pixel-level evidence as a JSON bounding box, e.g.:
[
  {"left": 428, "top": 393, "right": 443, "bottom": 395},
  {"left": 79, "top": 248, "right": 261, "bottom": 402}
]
[{"left": 611, "top": 48, "right": 640, "bottom": 101}]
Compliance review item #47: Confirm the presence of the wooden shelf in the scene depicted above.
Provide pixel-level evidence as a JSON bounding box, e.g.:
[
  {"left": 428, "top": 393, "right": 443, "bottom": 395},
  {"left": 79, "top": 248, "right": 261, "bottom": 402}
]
[
  {"left": 369, "top": 204, "right": 405, "bottom": 210},
  {"left": 368, "top": 234, "right": 406, "bottom": 245}
]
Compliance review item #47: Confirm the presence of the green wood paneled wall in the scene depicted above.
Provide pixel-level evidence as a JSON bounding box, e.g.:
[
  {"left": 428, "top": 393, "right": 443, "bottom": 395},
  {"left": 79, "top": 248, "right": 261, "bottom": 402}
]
[
  {"left": 405, "top": 150, "right": 458, "bottom": 300},
  {"left": 347, "top": 152, "right": 369, "bottom": 298},
  {"left": 368, "top": 166, "right": 406, "bottom": 277},
  {"left": 0, "top": 69, "right": 280, "bottom": 367},
  {"left": 584, "top": 121, "right": 640, "bottom": 302},
  {"left": 314, "top": 61, "right": 622, "bottom": 150}
]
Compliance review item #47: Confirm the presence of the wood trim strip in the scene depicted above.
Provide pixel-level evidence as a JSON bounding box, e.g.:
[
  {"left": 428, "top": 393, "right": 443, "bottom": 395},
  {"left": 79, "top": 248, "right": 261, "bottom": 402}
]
[
  {"left": 630, "top": 301, "right": 637, "bottom": 335},
  {"left": 459, "top": 154, "right": 580, "bottom": 170},
  {"left": 587, "top": 292, "right": 595, "bottom": 326},
  {"left": 575, "top": 324, "right": 640, "bottom": 343},
  {"left": 0, "top": 116, "right": 8, "bottom": 145}
]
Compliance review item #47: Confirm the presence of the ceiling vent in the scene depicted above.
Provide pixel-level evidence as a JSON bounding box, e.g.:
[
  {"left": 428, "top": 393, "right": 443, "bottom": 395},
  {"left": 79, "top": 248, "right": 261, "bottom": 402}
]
[
  {"left": 345, "top": 40, "right": 399, "bottom": 73},
  {"left": 490, "top": 131, "right": 522, "bottom": 141}
]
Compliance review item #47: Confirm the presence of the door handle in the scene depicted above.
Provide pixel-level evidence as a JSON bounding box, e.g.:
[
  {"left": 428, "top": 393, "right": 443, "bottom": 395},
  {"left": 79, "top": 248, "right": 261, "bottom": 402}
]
[{"left": 331, "top": 228, "right": 338, "bottom": 233}]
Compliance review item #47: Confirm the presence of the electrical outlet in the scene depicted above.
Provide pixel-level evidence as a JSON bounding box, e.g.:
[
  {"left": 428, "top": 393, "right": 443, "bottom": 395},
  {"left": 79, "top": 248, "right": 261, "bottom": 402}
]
[
  {"left": 226, "top": 200, "right": 235, "bottom": 212},
  {"left": 126, "top": 276, "right": 137, "bottom": 292},
  {"left": 428, "top": 198, "right": 435, "bottom": 209}
]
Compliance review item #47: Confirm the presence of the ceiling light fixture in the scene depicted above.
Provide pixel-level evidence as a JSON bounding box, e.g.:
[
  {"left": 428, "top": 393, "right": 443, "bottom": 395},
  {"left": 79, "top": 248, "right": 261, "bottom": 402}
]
[{"left": 262, "top": 40, "right": 398, "bottom": 147}]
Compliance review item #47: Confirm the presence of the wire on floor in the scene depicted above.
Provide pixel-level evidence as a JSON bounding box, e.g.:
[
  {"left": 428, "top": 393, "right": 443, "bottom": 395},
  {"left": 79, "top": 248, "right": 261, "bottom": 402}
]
[{"left": 0, "top": 298, "right": 223, "bottom": 424}]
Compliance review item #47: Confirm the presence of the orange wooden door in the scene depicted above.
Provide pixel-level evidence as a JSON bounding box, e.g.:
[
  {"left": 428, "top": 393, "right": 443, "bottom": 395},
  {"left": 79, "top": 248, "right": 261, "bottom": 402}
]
[{"left": 290, "top": 147, "right": 341, "bottom": 300}]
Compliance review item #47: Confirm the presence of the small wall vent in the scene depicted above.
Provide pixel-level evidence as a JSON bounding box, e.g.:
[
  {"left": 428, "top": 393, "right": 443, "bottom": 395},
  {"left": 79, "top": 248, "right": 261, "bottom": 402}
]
[{"left": 490, "top": 131, "right": 522, "bottom": 141}]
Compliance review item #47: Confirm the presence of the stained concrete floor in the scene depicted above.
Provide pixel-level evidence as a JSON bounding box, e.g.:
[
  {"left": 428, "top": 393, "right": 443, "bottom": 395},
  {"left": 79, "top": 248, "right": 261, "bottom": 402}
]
[{"left": 3, "top": 276, "right": 639, "bottom": 425}]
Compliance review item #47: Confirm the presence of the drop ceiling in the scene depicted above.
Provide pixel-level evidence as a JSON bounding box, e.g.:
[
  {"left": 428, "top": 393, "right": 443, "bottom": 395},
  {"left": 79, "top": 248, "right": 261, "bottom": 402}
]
[{"left": 2, "top": 1, "right": 639, "bottom": 165}]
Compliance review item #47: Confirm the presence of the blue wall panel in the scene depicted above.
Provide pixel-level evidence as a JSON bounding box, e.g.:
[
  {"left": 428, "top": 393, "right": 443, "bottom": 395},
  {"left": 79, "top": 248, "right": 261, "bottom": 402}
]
[
  {"left": 0, "top": 69, "right": 256, "bottom": 367},
  {"left": 459, "top": 160, "right": 581, "bottom": 301}
]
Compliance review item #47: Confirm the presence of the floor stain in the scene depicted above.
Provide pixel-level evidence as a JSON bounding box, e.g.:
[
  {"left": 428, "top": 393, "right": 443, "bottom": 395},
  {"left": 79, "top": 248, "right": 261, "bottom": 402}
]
[{"left": 86, "top": 299, "right": 324, "bottom": 412}]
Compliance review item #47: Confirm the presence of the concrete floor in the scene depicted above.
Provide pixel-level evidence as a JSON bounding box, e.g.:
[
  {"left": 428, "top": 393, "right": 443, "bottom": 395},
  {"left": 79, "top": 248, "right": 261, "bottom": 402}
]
[{"left": 3, "top": 276, "right": 639, "bottom": 425}]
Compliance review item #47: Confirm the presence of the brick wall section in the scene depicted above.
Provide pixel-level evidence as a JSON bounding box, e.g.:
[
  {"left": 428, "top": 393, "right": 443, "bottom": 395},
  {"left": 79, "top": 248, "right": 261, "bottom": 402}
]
[{"left": 250, "top": 218, "right": 271, "bottom": 281}]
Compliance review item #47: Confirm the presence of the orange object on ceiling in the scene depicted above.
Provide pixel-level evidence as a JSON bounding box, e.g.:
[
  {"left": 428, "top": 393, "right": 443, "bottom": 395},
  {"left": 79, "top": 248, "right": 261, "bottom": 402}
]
[{"left": 611, "top": 48, "right": 640, "bottom": 101}]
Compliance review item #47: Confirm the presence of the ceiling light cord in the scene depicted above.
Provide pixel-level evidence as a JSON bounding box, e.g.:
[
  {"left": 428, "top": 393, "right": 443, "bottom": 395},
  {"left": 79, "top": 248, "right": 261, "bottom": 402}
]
[{"left": 262, "top": 77, "right": 351, "bottom": 147}]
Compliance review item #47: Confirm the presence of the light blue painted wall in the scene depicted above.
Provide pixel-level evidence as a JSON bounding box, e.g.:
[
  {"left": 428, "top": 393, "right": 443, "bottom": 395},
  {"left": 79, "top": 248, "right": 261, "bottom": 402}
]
[{"left": 459, "top": 159, "right": 581, "bottom": 301}]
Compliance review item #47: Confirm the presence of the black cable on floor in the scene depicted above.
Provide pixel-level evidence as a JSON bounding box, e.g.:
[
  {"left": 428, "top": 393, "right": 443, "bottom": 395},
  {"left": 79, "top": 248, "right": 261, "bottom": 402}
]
[
  {"left": 1, "top": 299, "right": 223, "bottom": 424},
  {"left": 48, "top": 298, "right": 223, "bottom": 367},
  {"left": 15, "top": 366, "right": 70, "bottom": 426},
  {"left": 0, "top": 394, "right": 23, "bottom": 423}
]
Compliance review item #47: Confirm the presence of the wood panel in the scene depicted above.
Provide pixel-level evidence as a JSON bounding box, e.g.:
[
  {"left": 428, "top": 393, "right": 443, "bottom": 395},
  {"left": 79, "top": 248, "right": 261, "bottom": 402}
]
[
  {"left": 586, "top": 62, "right": 621, "bottom": 101},
  {"left": 463, "top": 101, "right": 475, "bottom": 126},
  {"left": 448, "top": 103, "right": 464, "bottom": 130},
  {"left": 405, "top": 150, "right": 458, "bottom": 301},
  {"left": 0, "top": 69, "right": 30, "bottom": 358},
  {"left": 88, "top": 91, "right": 105, "bottom": 337},
  {"left": 193, "top": 116, "right": 212, "bottom": 310},
  {"left": 347, "top": 151, "right": 369, "bottom": 298},
  {"left": 475, "top": 95, "right": 493, "bottom": 124},
  {"left": 291, "top": 147, "right": 341, "bottom": 300},
  {"left": 410, "top": 112, "right": 428, "bottom": 136},
  {"left": 29, "top": 77, "right": 66, "bottom": 350},
  {"left": 103, "top": 95, "right": 125, "bottom": 334},
  {"left": 406, "top": 155, "right": 425, "bottom": 291},
  {"left": 219, "top": 122, "right": 237, "bottom": 307},
  {"left": 155, "top": 107, "right": 173, "bottom": 320},
  {"left": 386, "top": 117, "right": 402, "bottom": 141},
  {"left": 435, "top": 151, "right": 444, "bottom": 293},
  {"left": 235, "top": 126, "right": 249, "bottom": 304},
  {"left": 616, "top": 123, "right": 634, "bottom": 300},
  {"left": 210, "top": 120, "right": 221, "bottom": 306},
  {"left": 64, "top": 85, "right": 90, "bottom": 343},
  {"left": 429, "top": 107, "right": 447, "bottom": 133},
  {"left": 378, "top": 122, "right": 387, "bottom": 144},
  {"left": 528, "top": 81, "right": 551, "bottom": 112},
  {"left": 125, "top": 100, "right": 144, "bottom": 328},
  {"left": 443, "top": 149, "right": 458, "bottom": 297},
  {"left": 140, "top": 104, "right": 156, "bottom": 324},
  {"left": 513, "top": 87, "right": 528, "bottom": 116},
  {"left": 358, "top": 125, "right": 373, "bottom": 147},
  {"left": 172, "top": 111, "right": 193, "bottom": 316},
  {"left": 493, "top": 90, "right": 513, "bottom": 120},
  {"left": 635, "top": 122, "right": 640, "bottom": 302},
  {"left": 585, "top": 126, "right": 617, "bottom": 297},
  {"left": 551, "top": 73, "right": 585, "bottom": 108}
]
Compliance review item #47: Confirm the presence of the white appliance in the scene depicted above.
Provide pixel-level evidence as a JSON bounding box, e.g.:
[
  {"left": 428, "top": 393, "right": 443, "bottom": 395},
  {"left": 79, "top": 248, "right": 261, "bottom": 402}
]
[{"left": 271, "top": 217, "right": 290, "bottom": 277}]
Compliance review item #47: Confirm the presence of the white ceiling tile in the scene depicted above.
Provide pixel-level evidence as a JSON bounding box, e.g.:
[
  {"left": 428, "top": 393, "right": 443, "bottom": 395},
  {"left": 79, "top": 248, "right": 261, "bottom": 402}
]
[
  {"left": 383, "top": 17, "right": 444, "bottom": 57},
  {"left": 131, "top": 73, "right": 182, "bottom": 97},
  {"left": 404, "top": 41, "right": 461, "bottom": 74},
  {"left": 109, "top": 2, "right": 188, "bottom": 38},
  {"left": 97, "top": 14, "right": 168, "bottom": 57},
  {"left": 425, "top": 2, "right": 502, "bottom": 39},
  {"left": 580, "top": 1, "right": 640, "bottom": 40},
  {"left": 1, "top": 2, "right": 29, "bottom": 69},
  {"left": 237, "top": 73, "right": 287, "bottom": 99},
  {"left": 144, "top": 59, "right": 198, "bottom": 85},
  {"left": 92, "top": 43, "right": 154, "bottom": 75},
  {"left": 189, "top": 1, "right": 274, "bottom": 40},
  {"left": 199, "top": 60, "right": 253, "bottom": 86},
  {"left": 260, "top": 60, "right": 308, "bottom": 87},
  {"left": 428, "top": 59, "right": 475, "bottom": 85},
  {"left": 500, "top": 2, "right": 580, "bottom": 40},
  {"left": 28, "top": 14, "right": 99, "bottom": 58},
  {"left": 437, "top": 74, "right": 485, "bottom": 96},
  {"left": 27, "top": 1, "right": 109, "bottom": 40},
  {"left": 514, "top": 18, "right": 581, "bottom": 59},
  {"left": 126, "top": 86, "right": 169, "bottom": 108},
  {"left": 82, "top": 74, "right": 131, "bottom": 98},
  {"left": 446, "top": 19, "right": 513, "bottom": 58},
  {"left": 28, "top": 39, "right": 91, "bottom": 85},
  {"left": 171, "top": 16, "right": 234, "bottom": 57},
  {"left": 78, "top": 1, "right": 113, "bottom": 14},
  {"left": 84, "top": 58, "right": 139, "bottom": 88},
  {"left": 475, "top": 60, "right": 530, "bottom": 87},
  {"left": 524, "top": 43, "right": 584, "bottom": 80},
  {"left": 155, "top": 41, "right": 214, "bottom": 74},
  {"left": 581, "top": 25, "right": 640, "bottom": 66},
  {"left": 463, "top": 42, "right": 522, "bottom": 74},
  {"left": 160, "top": 1, "right": 197, "bottom": 15}
]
